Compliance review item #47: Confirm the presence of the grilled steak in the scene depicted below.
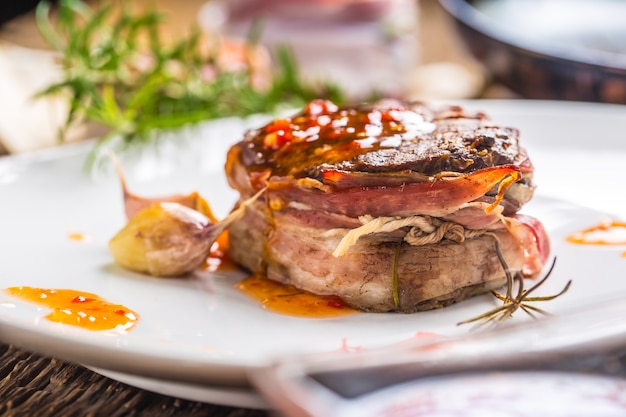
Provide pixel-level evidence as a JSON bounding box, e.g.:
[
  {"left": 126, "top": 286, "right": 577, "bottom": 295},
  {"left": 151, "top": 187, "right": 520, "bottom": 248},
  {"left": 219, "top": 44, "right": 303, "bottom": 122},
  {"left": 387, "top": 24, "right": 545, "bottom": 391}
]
[{"left": 225, "top": 100, "right": 549, "bottom": 312}]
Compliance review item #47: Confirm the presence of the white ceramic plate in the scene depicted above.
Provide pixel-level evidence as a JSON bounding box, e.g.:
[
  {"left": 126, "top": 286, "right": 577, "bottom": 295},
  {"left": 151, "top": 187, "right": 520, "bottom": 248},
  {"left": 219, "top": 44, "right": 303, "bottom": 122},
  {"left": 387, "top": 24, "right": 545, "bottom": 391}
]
[{"left": 1, "top": 100, "right": 625, "bottom": 406}]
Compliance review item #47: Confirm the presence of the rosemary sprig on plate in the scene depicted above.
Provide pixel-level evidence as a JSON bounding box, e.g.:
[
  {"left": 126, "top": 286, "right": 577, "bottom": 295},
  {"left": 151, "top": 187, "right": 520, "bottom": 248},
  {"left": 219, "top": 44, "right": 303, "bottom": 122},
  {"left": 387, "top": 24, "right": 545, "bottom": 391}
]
[
  {"left": 458, "top": 240, "right": 571, "bottom": 329},
  {"left": 35, "top": 0, "right": 346, "bottom": 162},
  {"left": 392, "top": 244, "right": 402, "bottom": 310}
]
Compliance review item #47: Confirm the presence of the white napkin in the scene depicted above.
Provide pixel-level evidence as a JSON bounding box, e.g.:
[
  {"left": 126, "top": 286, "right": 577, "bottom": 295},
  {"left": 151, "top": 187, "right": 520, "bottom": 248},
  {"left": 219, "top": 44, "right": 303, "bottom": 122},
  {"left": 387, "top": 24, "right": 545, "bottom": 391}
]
[{"left": 0, "top": 42, "right": 85, "bottom": 154}]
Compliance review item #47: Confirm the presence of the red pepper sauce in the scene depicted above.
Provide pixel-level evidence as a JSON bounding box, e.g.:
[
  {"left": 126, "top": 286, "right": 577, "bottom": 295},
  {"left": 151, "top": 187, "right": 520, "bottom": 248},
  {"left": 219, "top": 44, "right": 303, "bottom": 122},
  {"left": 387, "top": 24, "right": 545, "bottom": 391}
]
[
  {"left": 242, "top": 99, "right": 435, "bottom": 178},
  {"left": 236, "top": 274, "right": 358, "bottom": 318},
  {"left": 6, "top": 287, "right": 139, "bottom": 332}
]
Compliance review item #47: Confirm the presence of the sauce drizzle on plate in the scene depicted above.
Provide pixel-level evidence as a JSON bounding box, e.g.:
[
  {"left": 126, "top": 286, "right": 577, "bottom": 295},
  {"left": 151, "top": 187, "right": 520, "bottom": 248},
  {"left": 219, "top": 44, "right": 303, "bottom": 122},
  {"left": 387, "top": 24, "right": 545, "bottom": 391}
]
[
  {"left": 567, "top": 221, "right": 626, "bottom": 245},
  {"left": 567, "top": 221, "right": 626, "bottom": 257},
  {"left": 236, "top": 274, "right": 358, "bottom": 318},
  {"left": 67, "top": 232, "right": 90, "bottom": 242},
  {"left": 6, "top": 287, "right": 139, "bottom": 332}
]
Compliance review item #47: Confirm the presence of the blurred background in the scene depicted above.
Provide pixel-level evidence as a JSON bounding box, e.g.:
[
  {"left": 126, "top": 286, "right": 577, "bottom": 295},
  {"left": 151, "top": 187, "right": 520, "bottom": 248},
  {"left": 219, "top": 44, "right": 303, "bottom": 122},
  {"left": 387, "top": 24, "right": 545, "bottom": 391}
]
[{"left": 1, "top": 0, "right": 624, "bottom": 157}]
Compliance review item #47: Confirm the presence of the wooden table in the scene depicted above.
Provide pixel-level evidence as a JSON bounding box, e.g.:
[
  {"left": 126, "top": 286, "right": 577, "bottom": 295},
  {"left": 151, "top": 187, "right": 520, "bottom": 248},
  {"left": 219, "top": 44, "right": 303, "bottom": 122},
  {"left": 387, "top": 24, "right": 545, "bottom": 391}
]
[{"left": 0, "top": 344, "right": 269, "bottom": 416}]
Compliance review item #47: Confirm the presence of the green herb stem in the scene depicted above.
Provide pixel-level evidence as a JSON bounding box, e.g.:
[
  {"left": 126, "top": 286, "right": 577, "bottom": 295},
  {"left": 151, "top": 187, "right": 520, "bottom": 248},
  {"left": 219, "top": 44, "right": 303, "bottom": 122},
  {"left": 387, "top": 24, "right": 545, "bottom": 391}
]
[{"left": 35, "top": 0, "right": 346, "bottom": 164}]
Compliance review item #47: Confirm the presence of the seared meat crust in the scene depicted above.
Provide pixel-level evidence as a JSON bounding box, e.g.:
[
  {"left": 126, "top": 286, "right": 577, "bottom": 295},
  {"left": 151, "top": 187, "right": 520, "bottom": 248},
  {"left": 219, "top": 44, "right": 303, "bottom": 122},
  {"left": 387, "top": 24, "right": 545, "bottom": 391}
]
[
  {"left": 330, "top": 125, "right": 523, "bottom": 177},
  {"left": 236, "top": 101, "right": 530, "bottom": 181}
]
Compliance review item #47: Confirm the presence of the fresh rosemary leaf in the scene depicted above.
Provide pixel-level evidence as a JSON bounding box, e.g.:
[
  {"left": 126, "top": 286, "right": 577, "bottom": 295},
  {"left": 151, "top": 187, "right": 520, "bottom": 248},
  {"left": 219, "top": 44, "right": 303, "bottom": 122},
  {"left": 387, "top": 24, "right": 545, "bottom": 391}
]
[{"left": 36, "top": 0, "right": 348, "bottom": 162}]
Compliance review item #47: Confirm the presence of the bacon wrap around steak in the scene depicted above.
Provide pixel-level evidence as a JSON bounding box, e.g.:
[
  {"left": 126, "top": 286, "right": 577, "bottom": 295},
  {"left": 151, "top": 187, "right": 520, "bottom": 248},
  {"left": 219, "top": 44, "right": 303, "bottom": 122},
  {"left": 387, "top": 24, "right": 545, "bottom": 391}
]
[{"left": 225, "top": 100, "right": 550, "bottom": 312}]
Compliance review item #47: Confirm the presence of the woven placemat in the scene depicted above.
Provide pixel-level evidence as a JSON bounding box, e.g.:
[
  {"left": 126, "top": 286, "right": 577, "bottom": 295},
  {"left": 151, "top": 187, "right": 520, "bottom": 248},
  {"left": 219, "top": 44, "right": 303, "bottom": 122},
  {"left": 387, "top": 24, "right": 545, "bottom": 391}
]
[{"left": 0, "top": 344, "right": 268, "bottom": 417}]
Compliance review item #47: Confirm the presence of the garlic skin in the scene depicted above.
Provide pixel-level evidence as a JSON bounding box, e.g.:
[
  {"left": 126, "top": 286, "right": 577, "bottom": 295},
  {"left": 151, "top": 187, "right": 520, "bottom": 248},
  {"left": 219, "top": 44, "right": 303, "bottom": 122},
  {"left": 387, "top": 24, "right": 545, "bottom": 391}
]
[
  {"left": 110, "top": 153, "right": 219, "bottom": 222},
  {"left": 109, "top": 202, "right": 213, "bottom": 277},
  {"left": 109, "top": 188, "right": 265, "bottom": 277}
]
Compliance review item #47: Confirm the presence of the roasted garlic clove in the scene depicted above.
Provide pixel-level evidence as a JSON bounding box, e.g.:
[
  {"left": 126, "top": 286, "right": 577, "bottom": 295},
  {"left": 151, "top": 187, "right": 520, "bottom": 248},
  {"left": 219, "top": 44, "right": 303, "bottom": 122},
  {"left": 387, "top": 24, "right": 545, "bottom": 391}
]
[
  {"left": 109, "top": 189, "right": 265, "bottom": 277},
  {"left": 109, "top": 202, "right": 215, "bottom": 277}
]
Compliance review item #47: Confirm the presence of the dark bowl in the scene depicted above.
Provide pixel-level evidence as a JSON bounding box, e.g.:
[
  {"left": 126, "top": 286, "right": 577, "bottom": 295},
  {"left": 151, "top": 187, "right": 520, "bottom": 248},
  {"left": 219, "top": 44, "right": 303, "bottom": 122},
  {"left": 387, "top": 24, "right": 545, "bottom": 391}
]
[
  {"left": 438, "top": 0, "right": 626, "bottom": 103},
  {"left": 0, "top": 1, "right": 39, "bottom": 26}
]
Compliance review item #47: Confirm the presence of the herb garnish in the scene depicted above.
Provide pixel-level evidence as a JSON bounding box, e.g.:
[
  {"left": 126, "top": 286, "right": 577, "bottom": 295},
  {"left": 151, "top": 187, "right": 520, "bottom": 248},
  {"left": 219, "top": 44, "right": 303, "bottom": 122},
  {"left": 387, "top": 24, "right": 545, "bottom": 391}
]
[
  {"left": 35, "top": 0, "right": 346, "bottom": 164},
  {"left": 392, "top": 244, "right": 401, "bottom": 310},
  {"left": 458, "top": 240, "right": 571, "bottom": 329}
]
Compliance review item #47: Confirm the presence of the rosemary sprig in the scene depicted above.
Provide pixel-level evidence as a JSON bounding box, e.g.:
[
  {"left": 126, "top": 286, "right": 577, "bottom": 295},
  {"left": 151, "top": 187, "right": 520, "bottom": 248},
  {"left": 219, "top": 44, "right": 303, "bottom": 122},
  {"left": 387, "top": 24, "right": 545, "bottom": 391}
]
[
  {"left": 458, "top": 241, "right": 571, "bottom": 329},
  {"left": 35, "top": 0, "right": 346, "bottom": 163},
  {"left": 392, "top": 244, "right": 401, "bottom": 310}
]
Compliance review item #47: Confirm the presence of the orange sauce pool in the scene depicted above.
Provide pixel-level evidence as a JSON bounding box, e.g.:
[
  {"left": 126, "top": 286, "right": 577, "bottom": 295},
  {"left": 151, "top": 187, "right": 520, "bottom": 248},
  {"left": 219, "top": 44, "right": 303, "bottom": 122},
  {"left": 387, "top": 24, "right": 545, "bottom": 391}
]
[
  {"left": 567, "top": 221, "right": 626, "bottom": 258},
  {"left": 567, "top": 221, "right": 626, "bottom": 245},
  {"left": 6, "top": 287, "right": 139, "bottom": 332},
  {"left": 236, "top": 275, "right": 358, "bottom": 318}
]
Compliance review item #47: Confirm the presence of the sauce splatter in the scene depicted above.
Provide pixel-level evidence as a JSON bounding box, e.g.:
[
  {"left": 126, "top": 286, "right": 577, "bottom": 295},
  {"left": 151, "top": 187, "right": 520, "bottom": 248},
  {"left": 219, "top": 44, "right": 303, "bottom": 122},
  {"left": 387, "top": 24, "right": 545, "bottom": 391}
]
[
  {"left": 236, "top": 274, "right": 358, "bottom": 318},
  {"left": 67, "top": 232, "right": 90, "bottom": 242},
  {"left": 339, "top": 337, "right": 363, "bottom": 352},
  {"left": 6, "top": 287, "right": 138, "bottom": 332},
  {"left": 567, "top": 221, "right": 626, "bottom": 246}
]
